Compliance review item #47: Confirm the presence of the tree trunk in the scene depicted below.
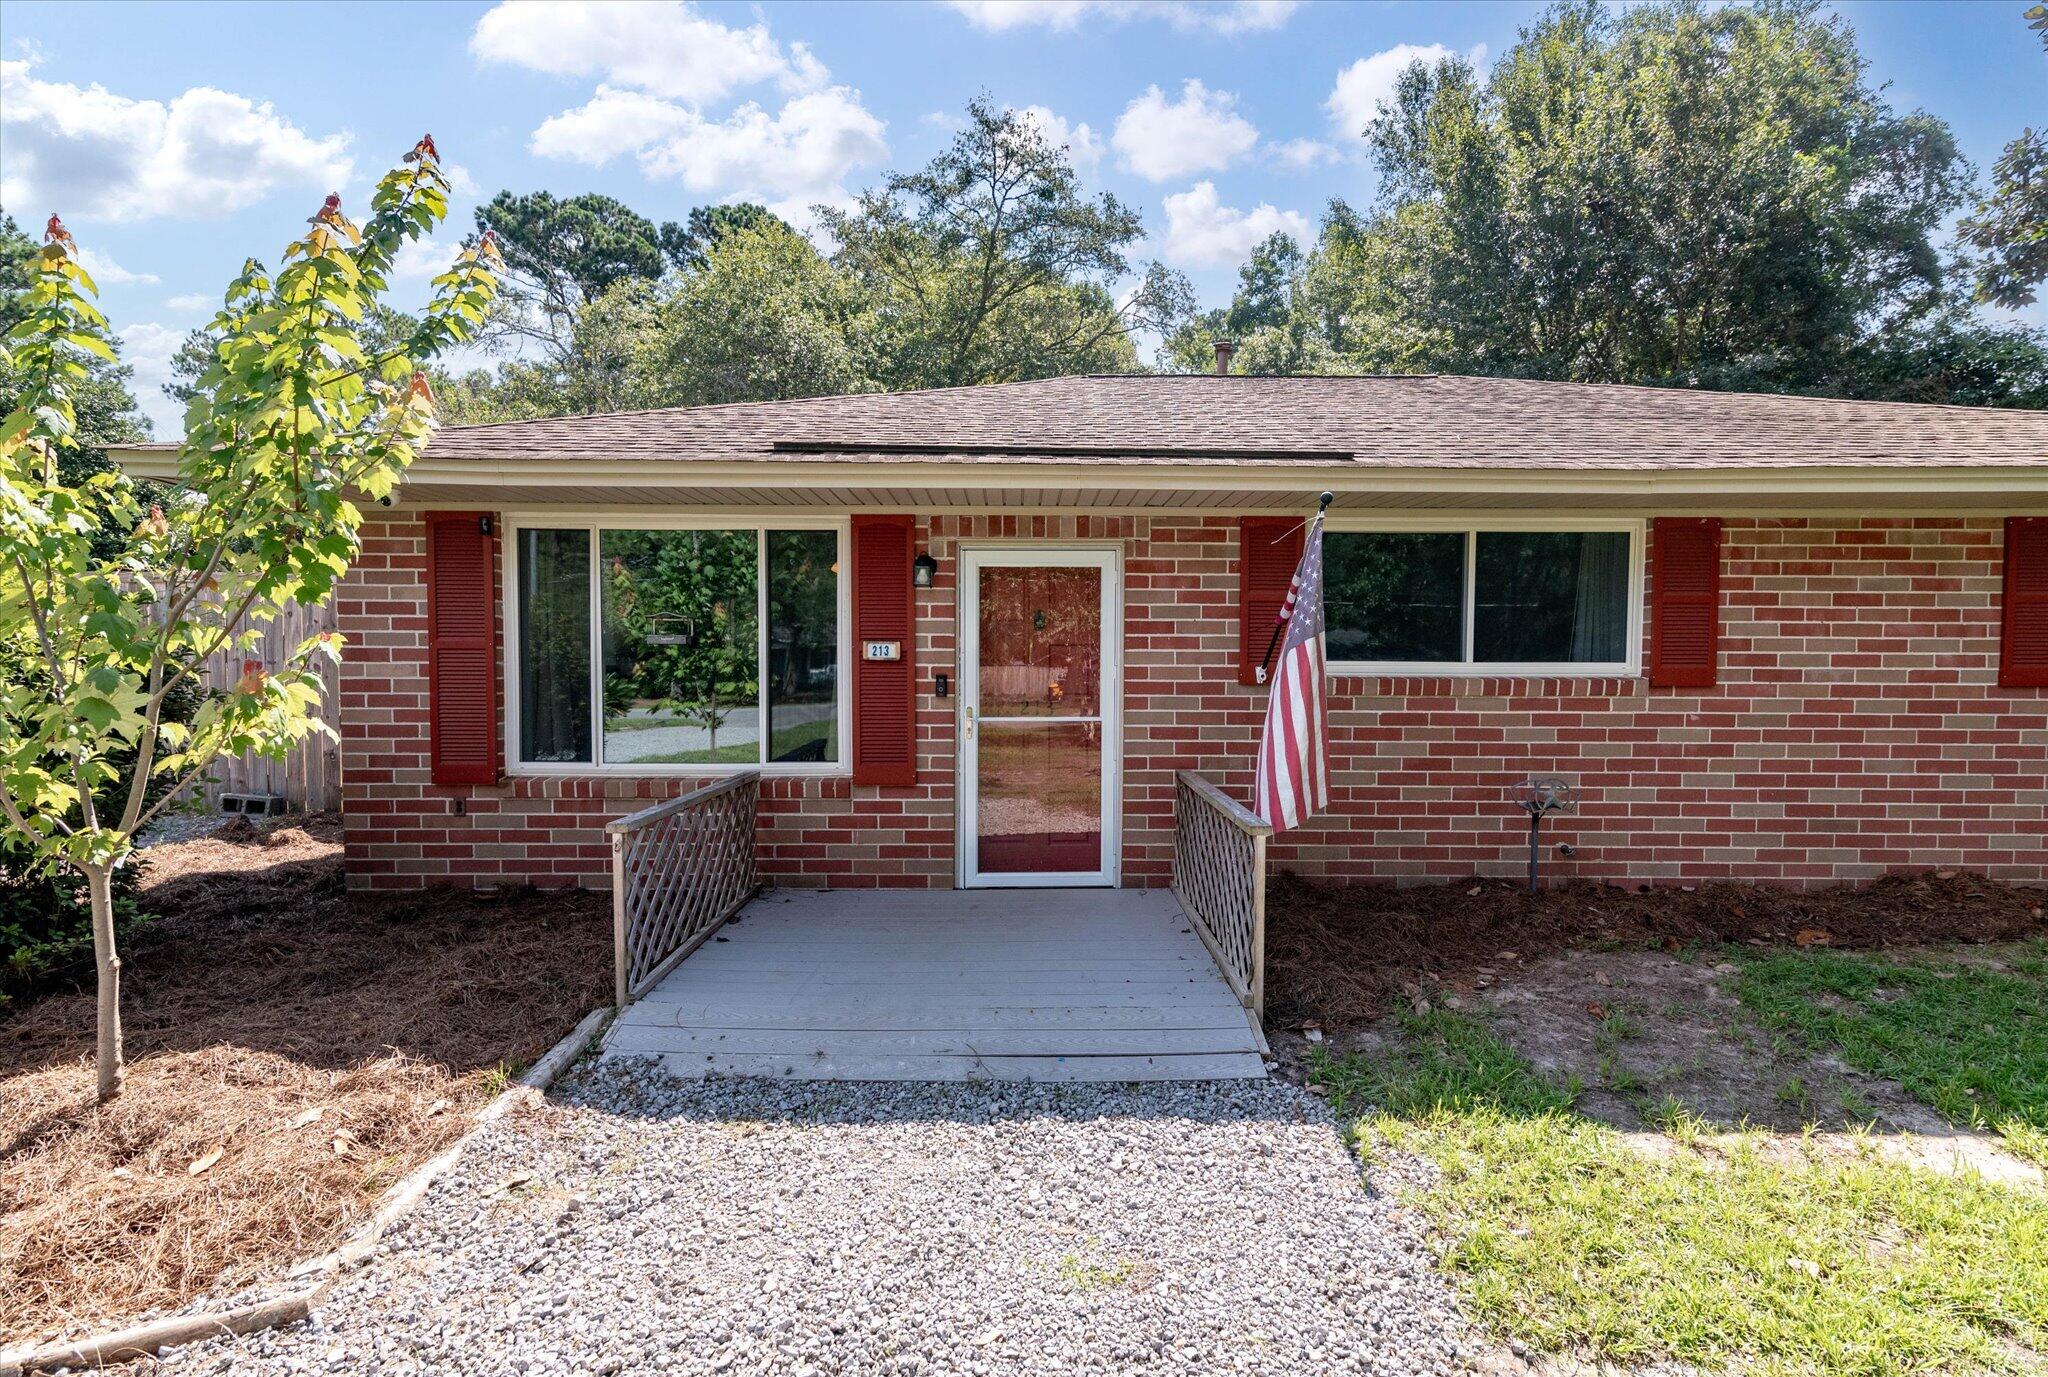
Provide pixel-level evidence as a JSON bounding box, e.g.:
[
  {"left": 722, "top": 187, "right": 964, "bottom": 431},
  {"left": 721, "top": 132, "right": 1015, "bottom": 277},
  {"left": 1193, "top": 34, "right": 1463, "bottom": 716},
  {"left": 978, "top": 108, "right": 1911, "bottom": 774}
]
[{"left": 86, "top": 862, "right": 124, "bottom": 1101}]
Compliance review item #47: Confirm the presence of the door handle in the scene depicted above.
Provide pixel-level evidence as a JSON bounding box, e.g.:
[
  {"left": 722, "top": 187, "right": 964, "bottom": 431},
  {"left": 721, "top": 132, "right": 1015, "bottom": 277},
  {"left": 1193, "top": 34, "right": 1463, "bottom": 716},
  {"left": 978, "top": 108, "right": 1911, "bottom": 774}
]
[{"left": 963, "top": 704, "right": 975, "bottom": 740}]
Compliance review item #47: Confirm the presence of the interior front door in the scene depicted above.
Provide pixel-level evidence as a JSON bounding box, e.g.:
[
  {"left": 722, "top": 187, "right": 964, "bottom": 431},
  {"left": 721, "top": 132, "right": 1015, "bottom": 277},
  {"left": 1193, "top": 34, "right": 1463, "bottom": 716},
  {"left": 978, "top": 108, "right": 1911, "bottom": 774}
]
[{"left": 959, "top": 548, "right": 1120, "bottom": 888}]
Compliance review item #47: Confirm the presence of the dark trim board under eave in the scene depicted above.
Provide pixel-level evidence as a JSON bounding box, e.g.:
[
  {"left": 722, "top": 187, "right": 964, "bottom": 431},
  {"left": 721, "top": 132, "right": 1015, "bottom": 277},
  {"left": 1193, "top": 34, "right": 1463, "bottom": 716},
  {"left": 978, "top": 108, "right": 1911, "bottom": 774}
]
[{"left": 768, "top": 440, "right": 1358, "bottom": 463}]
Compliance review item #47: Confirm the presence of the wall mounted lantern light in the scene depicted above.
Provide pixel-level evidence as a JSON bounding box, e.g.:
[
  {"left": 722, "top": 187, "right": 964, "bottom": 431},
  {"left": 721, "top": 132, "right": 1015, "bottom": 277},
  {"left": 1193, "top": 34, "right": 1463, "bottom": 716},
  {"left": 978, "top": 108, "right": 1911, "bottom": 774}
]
[{"left": 912, "top": 552, "right": 938, "bottom": 588}]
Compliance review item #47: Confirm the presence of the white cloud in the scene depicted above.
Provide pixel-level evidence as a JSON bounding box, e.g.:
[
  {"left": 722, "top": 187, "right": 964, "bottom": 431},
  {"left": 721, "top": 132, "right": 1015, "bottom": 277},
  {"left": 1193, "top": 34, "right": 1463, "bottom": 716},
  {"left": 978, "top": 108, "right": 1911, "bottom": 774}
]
[
  {"left": 117, "top": 321, "right": 185, "bottom": 438},
  {"left": 1325, "top": 43, "right": 1482, "bottom": 145},
  {"left": 75, "top": 246, "right": 157, "bottom": 285},
  {"left": 1159, "top": 181, "right": 1308, "bottom": 267},
  {"left": 944, "top": 1, "right": 1297, "bottom": 35},
  {"left": 529, "top": 85, "right": 696, "bottom": 165},
  {"left": 785, "top": 42, "right": 829, "bottom": 94},
  {"left": 492, "top": 0, "right": 885, "bottom": 229},
  {"left": 1271, "top": 137, "right": 1336, "bottom": 172},
  {"left": 470, "top": 1, "right": 815, "bottom": 103},
  {"left": 0, "top": 56, "right": 352, "bottom": 223},
  {"left": 1013, "top": 104, "right": 1101, "bottom": 168},
  {"left": 165, "top": 292, "right": 212, "bottom": 311},
  {"left": 533, "top": 85, "right": 887, "bottom": 222},
  {"left": 390, "top": 233, "right": 459, "bottom": 283},
  {"left": 642, "top": 88, "right": 888, "bottom": 202},
  {"left": 1112, "top": 79, "right": 1258, "bottom": 182}
]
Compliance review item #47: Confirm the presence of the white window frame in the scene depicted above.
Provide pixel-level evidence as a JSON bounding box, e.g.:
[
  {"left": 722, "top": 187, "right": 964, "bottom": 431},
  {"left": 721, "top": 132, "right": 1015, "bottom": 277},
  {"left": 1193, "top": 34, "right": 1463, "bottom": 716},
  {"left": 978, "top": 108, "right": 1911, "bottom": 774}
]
[
  {"left": 1322, "top": 515, "right": 1645, "bottom": 677},
  {"left": 502, "top": 511, "right": 852, "bottom": 777}
]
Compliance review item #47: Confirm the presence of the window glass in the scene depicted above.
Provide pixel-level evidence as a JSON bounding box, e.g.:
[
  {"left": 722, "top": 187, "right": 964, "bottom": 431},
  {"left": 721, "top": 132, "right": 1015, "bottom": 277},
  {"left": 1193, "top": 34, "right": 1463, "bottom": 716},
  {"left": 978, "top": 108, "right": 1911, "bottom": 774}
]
[
  {"left": 1473, "top": 531, "right": 1631, "bottom": 664},
  {"left": 1324, "top": 532, "right": 1465, "bottom": 663},
  {"left": 599, "top": 529, "right": 759, "bottom": 765},
  {"left": 766, "top": 529, "right": 839, "bottom": 762},
  {"left": 976, "top": 566, "right": 1103, "bottom": 717},
  {"left": 516, "top": 528, "right": 592, "bottom": 763}
]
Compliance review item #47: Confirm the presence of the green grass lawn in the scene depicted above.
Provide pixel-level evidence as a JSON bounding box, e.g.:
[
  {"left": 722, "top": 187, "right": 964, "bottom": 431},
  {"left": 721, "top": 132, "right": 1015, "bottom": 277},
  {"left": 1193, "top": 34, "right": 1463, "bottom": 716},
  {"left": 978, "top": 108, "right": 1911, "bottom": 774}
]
[
  {"left": 1732, "top": 941, "right": 2048, "bottom": 1168},
  {"left": 1315, "top": 1008, "right": 2048, "bottom": 1377}
]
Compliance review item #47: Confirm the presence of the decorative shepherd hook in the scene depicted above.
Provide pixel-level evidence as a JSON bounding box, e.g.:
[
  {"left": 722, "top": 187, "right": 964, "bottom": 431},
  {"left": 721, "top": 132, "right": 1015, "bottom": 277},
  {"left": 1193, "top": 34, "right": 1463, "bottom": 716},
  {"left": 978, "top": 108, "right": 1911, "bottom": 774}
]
[
  {"left": 1257, "top": 491, "right": 1335, "bottom": 685},
  {"left": 1509, "top": 777, "right": 1576, "bottom": 892}
]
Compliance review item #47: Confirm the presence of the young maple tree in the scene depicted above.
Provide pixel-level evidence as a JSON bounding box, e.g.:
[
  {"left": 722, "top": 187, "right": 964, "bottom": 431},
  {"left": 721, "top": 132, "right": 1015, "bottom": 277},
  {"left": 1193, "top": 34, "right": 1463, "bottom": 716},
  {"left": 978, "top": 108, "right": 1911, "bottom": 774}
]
[{"left": 0, "top": 137, "right": 501, "bottom": 1100}]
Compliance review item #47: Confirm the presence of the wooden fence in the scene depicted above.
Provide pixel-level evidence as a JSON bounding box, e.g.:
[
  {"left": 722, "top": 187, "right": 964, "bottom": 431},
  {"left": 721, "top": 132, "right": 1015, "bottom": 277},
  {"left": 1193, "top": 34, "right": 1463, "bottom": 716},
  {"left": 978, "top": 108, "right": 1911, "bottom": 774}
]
[
  {"left": 609, "top": 773, "right": 761, "bottom": 1005},
  {"left": 178, "top": 598, "right": 343, "bottom": 813},
  {"left": 1171, "top": 771, "right": 1272, "bottom": 1022}
]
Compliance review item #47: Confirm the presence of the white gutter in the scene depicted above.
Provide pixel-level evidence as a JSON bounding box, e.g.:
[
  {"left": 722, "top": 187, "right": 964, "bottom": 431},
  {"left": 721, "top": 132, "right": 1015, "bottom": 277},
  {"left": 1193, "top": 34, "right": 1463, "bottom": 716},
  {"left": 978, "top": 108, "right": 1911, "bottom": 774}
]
[{"left": 106, "top": 448, "right": 2048, "bottom": 499}]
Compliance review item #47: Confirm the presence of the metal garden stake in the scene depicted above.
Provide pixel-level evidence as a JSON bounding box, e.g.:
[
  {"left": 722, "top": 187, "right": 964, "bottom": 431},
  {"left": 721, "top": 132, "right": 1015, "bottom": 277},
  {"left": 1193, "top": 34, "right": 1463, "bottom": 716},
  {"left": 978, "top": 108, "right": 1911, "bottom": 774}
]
[{"left": 1508, "top": 777, "right": 1576, "bottom": 892}]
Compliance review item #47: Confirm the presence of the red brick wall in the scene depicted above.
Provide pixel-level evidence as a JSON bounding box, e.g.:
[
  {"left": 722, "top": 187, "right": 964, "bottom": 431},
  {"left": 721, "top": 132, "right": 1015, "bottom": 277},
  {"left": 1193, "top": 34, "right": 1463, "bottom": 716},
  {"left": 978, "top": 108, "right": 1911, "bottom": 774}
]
[{"left": 338, "top": 512, "right": 2047, "bottom": 892}]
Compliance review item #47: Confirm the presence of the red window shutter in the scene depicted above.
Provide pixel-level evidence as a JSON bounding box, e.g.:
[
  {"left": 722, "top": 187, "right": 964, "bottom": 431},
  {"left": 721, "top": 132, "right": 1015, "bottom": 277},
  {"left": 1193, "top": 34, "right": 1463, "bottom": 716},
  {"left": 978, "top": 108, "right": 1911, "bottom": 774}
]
[
  {"left": 425, "top": 511, "right": 499, "bottom": 785},
  {"left": 1649, "top": 517, "right": 1721, "bottom": 688},
  {"left": 2002, "top": 516, "right": 2048, "bottom": 689},
  {"left": 1239, "top": 517, "right": 1304, "bottom": 685},
  {"left": 851, "top": 515, "right": 917, "bottom": 786}
]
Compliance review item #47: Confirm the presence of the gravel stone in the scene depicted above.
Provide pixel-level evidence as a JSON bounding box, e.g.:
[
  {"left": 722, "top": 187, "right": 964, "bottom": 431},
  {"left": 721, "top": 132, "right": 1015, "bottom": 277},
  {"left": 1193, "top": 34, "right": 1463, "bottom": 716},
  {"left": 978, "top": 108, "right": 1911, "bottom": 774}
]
[
  {"left": 148, "top": 1060, "right": 1487, "bottom": 1376},
  {"left": 133, "top": 809, "right": 233, "bottom": 848}
]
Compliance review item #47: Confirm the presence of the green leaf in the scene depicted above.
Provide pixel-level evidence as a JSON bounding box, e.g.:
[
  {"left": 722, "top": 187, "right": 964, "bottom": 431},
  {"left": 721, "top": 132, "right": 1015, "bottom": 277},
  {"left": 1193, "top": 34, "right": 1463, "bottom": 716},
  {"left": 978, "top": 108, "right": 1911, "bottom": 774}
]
[{"left": 63, "top": 331, "right": 118, "bottom": 362}]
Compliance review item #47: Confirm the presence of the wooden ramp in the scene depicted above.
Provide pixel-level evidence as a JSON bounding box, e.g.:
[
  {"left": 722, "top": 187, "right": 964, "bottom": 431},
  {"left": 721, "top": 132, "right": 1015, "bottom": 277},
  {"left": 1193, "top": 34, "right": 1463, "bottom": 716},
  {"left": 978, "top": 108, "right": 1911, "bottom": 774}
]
[{"left": 604, "top": 888, "right": 1268, "bottom": 1082}]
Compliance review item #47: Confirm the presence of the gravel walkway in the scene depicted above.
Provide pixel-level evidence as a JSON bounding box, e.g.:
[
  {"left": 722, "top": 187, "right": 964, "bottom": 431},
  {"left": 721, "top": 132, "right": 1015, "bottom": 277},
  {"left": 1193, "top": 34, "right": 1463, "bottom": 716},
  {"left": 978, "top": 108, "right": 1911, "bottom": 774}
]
[{"left": 149, "top": 1061, "right": 1484, "bottom": 1376}]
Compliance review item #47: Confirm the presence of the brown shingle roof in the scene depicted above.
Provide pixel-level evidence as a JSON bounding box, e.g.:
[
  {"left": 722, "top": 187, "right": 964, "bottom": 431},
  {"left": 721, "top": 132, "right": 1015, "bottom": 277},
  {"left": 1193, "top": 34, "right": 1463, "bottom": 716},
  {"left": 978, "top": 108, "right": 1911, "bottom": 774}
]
[{"left": 421, "top": 373, "right": 2047, "bottom": 470}]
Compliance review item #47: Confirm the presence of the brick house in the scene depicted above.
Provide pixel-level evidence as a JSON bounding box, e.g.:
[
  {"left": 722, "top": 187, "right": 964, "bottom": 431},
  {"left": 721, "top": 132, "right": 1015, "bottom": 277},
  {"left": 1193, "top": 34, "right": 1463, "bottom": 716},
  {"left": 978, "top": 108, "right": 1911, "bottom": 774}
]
[{"left": 130, "top": 373, "right": 2048, "bottom": 893}]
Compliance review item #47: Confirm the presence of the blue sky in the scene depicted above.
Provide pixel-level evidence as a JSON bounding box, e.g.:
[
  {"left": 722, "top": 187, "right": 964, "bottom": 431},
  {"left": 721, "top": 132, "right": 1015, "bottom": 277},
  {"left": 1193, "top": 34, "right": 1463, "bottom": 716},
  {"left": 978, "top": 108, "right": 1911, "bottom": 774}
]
[{"left": 3, "top": 0, "right": 2043, "bottom": 436}]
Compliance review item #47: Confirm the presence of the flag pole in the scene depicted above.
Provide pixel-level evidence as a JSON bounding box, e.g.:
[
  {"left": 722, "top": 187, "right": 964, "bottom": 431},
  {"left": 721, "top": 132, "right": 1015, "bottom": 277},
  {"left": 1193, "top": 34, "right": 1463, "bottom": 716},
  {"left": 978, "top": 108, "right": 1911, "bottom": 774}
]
[{"left": 1256, "top": 491, "right": 1334, "bottom": 684}]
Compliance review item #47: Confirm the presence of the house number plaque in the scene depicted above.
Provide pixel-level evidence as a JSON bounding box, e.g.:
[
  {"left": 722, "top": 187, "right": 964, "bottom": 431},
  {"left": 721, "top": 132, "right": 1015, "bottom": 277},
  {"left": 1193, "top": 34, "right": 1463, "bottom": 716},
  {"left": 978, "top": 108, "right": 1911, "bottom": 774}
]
[{"left": 863, "top": 640, "right": 903, "bottom": 661}]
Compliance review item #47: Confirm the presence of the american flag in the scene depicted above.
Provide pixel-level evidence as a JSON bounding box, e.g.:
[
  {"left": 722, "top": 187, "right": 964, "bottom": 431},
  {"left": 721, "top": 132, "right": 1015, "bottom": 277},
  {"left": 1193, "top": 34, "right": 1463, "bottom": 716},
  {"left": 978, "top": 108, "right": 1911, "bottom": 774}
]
[{"left": 1254, "top": 513, "right": 1329, "bottom": 831}]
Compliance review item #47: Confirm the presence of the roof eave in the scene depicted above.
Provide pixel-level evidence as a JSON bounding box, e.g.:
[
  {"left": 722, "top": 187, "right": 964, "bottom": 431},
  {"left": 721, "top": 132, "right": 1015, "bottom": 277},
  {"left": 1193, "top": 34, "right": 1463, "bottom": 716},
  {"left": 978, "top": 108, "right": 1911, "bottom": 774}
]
[
  {"left": 389, "top": 456, "right": 2048, "bottom": 498},
  {"left": 104, "top": 448, "right": 2048, "bottom": 500}
]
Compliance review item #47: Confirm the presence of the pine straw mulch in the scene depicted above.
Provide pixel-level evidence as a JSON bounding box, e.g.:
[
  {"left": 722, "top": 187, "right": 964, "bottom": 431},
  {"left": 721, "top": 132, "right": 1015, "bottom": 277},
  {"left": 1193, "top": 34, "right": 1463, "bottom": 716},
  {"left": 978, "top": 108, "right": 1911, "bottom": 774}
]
[
  {"left": 0, "top": 815, "right": 612, "bottom": 1346},
  {"left": 1265, "top": 869, "right": 2048, "bottom": 1031}
]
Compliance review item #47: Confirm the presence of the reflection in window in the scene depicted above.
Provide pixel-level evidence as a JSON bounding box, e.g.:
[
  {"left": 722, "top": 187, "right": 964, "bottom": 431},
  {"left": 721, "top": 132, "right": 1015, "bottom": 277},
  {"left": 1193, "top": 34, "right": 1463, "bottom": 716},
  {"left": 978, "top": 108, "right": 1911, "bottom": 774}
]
[
  {"left": 975, "top": 566, "right": 1103, "bottom": 717},
  {"left": 976, "top": 721, "right": 1103, "bottom": 874},
  {"left": 1325, "top": 532, "right": 1465, "bottom": 663},
  {"left": 1319, "top": 527, "right": 1634, "bottom": 668},
  {"left": 516, "top": 528, "right": 592, "bottom": 763},
  {"left": 1474, "top": 531, "right": 1630, "bottom": 664},
  {"left": 766, "top": 530, "right": 839, "bottom": 762},
  {"left": 599, "top": 529, "right": 759, "bottom": 765}
]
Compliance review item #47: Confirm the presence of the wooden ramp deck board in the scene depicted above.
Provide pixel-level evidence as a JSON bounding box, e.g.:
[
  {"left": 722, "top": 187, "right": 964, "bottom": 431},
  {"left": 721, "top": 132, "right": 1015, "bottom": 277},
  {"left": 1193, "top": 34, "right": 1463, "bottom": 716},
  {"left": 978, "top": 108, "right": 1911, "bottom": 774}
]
[{"left": 604, "top": 888, "right": 1268, "bottom": 1082}]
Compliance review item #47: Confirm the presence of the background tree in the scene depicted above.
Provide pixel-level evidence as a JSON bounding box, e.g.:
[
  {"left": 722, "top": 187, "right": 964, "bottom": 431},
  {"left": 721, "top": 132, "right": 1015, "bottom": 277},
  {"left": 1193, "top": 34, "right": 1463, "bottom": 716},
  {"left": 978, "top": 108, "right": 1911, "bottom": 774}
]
[
  {"left": 1365, "top": 0, "right": 1971, "bottom": 385},
  {"left": 1965, "top": 129, "right": 2048, "bottom": 310},
  {"left": 1161, "top": 0, "right": 2046, "bottom": 407},
  {"left": 823, "top": 96, "right": 1192, "bottom": 389},
  {"left": 666, "top": 202, "right": 790, "bottom": 274},
  {"left": 624, "top": 219, "right": 877, "bottom": 408},
  {"left": 439, "top": 98, "right": 1200, "bottom": 417},
  {"left": 472, "top": 190, "right": 680, "bottom": 365},
  {"left": 1161, "top": 231, "right": 1328, "bottom": 374},
  {"left": 440, "top": 217, "right": 874, "bottom": 424},
  {"left": 435, "top": 277, "right": 659, "bottom": 423},
  {"left": 1959, "top": 6, "right": 2047, "bottom": 311},
  {"left": 0, "top": 138, "right": 500, "bottom": 1099}
]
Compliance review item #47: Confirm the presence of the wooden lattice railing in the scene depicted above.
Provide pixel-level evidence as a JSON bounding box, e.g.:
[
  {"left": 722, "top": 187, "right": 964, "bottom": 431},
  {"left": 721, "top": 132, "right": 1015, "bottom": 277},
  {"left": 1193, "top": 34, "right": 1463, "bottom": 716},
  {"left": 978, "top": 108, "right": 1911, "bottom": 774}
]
[
  {"left": 608, "top": 772, "right": 761, "bottom": 1005},
  {"left": 1171, "top": 771, "right": 1273, "bottom": 1021}
]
